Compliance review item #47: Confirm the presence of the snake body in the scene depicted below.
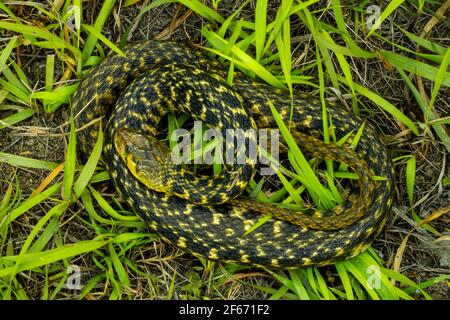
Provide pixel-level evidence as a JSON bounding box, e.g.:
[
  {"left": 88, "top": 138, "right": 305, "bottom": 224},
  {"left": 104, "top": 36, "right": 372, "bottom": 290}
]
[{"left": 73, "top": 40, "right": 394, "bottom": 268}]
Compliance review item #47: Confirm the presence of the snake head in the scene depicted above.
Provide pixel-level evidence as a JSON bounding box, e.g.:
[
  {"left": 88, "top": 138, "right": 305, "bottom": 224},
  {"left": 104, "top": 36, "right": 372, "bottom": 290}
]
[{"left": 114, "top": 128, "right": 172, "bottom": 192}]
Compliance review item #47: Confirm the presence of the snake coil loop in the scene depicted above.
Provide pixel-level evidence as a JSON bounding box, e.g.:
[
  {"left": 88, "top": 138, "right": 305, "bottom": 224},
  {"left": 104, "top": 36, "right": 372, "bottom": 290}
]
[{"left": 73, "top": 40, "right": 394, "bottom": 268}]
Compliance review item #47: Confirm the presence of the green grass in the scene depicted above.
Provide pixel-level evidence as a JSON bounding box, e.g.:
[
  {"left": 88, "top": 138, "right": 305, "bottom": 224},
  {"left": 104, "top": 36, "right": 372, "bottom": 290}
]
[{"left": 0, "top": 0, "right": 449, "bottom": 300}]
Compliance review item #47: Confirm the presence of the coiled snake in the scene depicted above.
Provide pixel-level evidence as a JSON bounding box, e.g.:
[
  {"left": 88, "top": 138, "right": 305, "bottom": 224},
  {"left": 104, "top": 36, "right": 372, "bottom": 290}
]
[{"left": 73, "top": 40, "right": 394, "bottom": 268}]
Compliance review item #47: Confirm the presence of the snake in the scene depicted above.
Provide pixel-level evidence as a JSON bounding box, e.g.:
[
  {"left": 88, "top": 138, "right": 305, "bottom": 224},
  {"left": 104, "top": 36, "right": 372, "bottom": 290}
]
[{"left": 72, "top": 40, "right": 394, "bottom": 268}]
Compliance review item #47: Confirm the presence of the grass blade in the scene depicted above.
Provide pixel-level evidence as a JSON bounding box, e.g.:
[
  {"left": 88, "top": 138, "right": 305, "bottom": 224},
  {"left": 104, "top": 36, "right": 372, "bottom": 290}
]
[
  {"left": 381, "top": 50, "right": 450, "bottom": 87},
  {"left": 340, "top": 76, "right": 419, "bottom": 135},
  {"left": 82, "top": 24, "right": 125, "bottom": 58},
  {"left": 367, "top": 0, "right": 406, "bottom": 37},
  {"left": 81, "top": 0, "right": 118, "bottom": 60},
  {"left": 0, "top": 36, "right": 17, "bottom": 73},
  {"left": 427, "top": 46, "right": 450, "bottom": 119},
  {"left": 63, "top": 117, "right": 77, "bottom": 201},
  {"left": 0, "top": 21, "right": 79, "bottom": 57},
  {"left": 0, "top": 152, "right": 59, "bottom": 170},
  {"left": 0, "top": 108, "right": 36, "bottom": 129},
  {"left": 0, "top": 182, "right": 61, "bottom": 233},
  {"left": 255, "top": 0, "right": 268, "bottom": 62},
  {"left": 406, "top": 156, "right": 416, "bottom": 207},
  {"left": 73, "top": 127, "right": 103, "bottom": 199},
  {"left": 0, "top": 238, "right": 108, "bottom": 277}
]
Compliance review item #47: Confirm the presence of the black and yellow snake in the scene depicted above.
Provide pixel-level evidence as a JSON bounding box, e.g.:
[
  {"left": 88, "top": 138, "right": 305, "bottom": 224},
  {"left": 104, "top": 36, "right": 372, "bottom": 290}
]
[{"left": 72, "top": 40, "right": 394, "bottom": 268}]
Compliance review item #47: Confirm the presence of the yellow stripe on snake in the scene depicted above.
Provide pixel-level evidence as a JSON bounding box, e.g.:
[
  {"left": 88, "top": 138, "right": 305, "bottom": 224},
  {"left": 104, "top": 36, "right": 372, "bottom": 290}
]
[{"left": 73, "top": 40, "right": 394, "bottom": 268}]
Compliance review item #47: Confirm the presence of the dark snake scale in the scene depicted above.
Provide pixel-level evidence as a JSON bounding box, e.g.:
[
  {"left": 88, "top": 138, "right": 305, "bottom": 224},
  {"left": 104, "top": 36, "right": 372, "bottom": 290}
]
[{"left": 72, "top": 40, "right": 394, "bottom": 268}]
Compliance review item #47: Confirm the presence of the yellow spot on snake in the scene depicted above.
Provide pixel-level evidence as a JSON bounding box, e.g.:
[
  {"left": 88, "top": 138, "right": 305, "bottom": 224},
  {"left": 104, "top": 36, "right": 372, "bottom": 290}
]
[
  {"left": 273, "top": 221, "right": 282, "bottom": 237},
  {"left": 243, "top": 220, "right": 254, "bottom": 231},
  {"left": 303, "top": 115, "right": 313, "bottom": 127},
  {"left": 240, "top": 254, "right": 250, "bottom": 263},
  {"left": 225, "top": 228, "right": 234, "bottom": 236},
  {"left": 212, "top": 214, "right": 222, "bottom": 225},
  {"left": 208, "top": 248, "right": 219, "bottom": 260},
  {"left": 335, "top": 247, "right": 344, "bottom": 256},
  {"left": 302, "top": 257, "right": 312, "bottom": 265},
  {"left": 177, "top": 237, "right": 187, "bottom": 248}
]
